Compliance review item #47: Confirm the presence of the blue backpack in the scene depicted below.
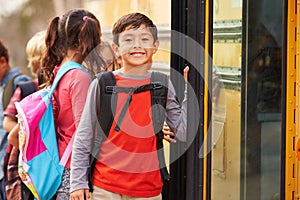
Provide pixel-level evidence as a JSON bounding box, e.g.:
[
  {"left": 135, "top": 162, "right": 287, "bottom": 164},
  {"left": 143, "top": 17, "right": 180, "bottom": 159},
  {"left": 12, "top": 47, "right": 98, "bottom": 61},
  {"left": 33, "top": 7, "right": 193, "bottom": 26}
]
[{"left": 15, "top": 61, "right": 86, "bottom": 200}]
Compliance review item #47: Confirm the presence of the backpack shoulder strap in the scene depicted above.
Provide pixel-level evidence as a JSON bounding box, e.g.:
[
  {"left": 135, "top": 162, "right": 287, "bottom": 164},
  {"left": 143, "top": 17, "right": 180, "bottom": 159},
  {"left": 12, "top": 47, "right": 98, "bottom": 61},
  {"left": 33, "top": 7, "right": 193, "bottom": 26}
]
[
  {"left": 150, "top": 71, "right": 169, "bottom": 134},
  {"left": 96, "top": 71, "right": 116, "bottom": 136},
  {"left": 150, "top": 71, "right": 170, "bottom": 181},
  {"left": 49, "top": 61, "right": 85, "bottom": 97},
  {"left": 18, "top": 81, "right": 37, "bottom": 99},
  {"left": 2, "top": 73, "right": 21, "bottom": 110},
  {"left": 89, "top": 71, "right": 116, "bottom": 192}
]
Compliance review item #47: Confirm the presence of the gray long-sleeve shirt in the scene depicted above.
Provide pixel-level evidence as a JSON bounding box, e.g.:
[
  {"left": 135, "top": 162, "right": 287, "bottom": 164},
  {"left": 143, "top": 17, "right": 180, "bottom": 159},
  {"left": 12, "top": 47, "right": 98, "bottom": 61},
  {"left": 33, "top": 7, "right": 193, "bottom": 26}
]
[{"left": 70, "top": 71, "right": 187, "bottom": 193}]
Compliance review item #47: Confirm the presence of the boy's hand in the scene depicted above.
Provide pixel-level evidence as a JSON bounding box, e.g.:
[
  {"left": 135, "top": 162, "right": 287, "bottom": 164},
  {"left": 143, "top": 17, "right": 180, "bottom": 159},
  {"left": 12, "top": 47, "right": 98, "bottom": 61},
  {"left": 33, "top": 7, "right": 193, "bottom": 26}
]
[
  {"left": 163, "top": 122, "right": 176, "bottom": 143},
  {"left": 163, "top": 66, "right": 189, "bottom": 144},
  {"left": 184, "top": 66, "right": 189, "bottom": 83},
  {"left": 70, "top": 189, "right": 90, "bottom": 200}
]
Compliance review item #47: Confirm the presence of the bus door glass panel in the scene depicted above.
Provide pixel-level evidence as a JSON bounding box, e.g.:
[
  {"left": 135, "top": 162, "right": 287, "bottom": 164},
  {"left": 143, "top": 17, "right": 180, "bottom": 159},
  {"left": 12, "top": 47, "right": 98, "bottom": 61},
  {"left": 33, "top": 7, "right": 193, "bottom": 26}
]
[
  {"left": 211, "top": 0, "right": 242, "bottom": 199},
  {"left": 243, "top": 0, "right": 283, "bottom": 200},
  {"left": 211, "top": 0, "right": 283, "bottom": 199}
]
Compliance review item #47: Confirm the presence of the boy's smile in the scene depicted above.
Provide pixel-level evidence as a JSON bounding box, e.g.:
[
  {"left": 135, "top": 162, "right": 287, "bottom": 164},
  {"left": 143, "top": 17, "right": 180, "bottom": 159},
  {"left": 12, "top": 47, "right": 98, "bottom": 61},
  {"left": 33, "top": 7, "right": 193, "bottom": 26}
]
[
  {"left": 114, "top": 24, "right": 159, "bottom": 74},
  {"left": 130, "top": 51, "right": 145, "bottom": 57}
]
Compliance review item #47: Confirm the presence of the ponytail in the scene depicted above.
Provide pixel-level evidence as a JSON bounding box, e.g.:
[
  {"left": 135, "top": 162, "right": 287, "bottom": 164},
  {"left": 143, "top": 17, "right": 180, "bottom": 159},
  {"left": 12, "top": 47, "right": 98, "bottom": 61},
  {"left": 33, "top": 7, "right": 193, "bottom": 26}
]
[
  {"left": 42, "top": 16, "right": 65, "bottom": 85},
  {"left": 79, "top": 16, "right": 102, "bottom": 76}
]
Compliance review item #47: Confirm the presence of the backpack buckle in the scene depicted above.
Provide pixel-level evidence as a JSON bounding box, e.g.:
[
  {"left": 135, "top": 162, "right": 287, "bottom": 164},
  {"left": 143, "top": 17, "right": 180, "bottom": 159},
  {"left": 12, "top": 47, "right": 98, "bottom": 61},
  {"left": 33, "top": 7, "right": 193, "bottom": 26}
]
[
  {"left": 152, "top": 82, "right": 163, "bottom": 90},
  {"left": 106, "top": 86, "right": 135, "bottom": 93},
  {"left": 106, "top": 86, "right": 114, "bottom": 93}
]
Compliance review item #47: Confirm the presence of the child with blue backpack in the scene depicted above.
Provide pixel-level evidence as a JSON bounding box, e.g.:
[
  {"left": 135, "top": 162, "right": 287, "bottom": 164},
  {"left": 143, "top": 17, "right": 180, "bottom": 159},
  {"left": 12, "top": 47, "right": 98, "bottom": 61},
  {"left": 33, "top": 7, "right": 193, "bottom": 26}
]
[
  {"left": 70, "top": 12, "right": 188, "bottom": 200},
  {"left": 40, "top": 9, "right": 103, "bottom": 199}
]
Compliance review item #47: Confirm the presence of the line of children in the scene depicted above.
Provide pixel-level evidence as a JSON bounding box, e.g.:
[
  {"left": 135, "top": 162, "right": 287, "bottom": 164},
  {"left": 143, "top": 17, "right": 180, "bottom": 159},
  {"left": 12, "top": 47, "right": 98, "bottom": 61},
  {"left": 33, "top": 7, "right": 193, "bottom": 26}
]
[
  {"left": 70, "top": 12, "right": 188, "bottom": 200},
  {"left": 4, "top": 10, "right": 188, "bottom": 200},
  {"left": 0, "top": 39, "right": 32, "bottom": 200}
]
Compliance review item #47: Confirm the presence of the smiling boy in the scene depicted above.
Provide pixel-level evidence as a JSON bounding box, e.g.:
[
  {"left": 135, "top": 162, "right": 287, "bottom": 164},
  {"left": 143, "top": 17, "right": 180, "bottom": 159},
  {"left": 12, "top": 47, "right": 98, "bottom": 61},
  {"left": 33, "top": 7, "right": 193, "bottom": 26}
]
[{"left": 70, "top": 13, "right": 188, "bottom": 200}]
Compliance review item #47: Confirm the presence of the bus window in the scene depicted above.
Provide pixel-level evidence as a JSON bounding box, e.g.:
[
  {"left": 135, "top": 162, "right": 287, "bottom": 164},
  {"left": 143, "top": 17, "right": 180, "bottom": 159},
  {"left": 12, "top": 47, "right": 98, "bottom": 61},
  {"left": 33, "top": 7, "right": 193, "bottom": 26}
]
[{"left": 212, "top": 0, "right": 283, "bottom": 199}]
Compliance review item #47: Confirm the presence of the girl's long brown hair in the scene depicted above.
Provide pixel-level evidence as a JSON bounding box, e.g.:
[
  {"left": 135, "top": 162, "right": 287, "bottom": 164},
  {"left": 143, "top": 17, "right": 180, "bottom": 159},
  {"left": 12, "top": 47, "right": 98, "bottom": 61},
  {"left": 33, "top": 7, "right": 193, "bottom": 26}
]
[{"left": 42, "top": 9, "right": 102, "bottom": 85}]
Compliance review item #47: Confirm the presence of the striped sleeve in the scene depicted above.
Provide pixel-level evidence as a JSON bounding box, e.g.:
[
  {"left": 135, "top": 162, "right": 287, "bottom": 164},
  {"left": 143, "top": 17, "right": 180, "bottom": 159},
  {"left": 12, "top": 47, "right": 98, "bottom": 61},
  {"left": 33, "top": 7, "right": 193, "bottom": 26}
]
[{"left": 3, "top": 87, "right": 22, "bottom": 119}]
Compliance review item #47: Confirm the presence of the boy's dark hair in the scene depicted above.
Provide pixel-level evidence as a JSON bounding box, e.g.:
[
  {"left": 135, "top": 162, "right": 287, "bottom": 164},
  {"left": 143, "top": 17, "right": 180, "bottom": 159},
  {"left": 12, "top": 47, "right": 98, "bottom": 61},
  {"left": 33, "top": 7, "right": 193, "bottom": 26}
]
[
  {"left": 112, "top": 12, "right": 158, "bottom": 45},
  {"left": 42, "top": 9, "right": 102, "bottom": 85},
  {"left": 0, "top": 40, "right": 9, "bottom": 62}
]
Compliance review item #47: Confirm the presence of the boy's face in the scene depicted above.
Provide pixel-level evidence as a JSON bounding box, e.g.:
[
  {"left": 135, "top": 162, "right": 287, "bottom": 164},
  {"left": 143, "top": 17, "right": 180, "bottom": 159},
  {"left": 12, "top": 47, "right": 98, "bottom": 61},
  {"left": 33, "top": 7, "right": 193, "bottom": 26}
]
[{"left": 114, "top": 24, "right": 159, "bottom": 69}]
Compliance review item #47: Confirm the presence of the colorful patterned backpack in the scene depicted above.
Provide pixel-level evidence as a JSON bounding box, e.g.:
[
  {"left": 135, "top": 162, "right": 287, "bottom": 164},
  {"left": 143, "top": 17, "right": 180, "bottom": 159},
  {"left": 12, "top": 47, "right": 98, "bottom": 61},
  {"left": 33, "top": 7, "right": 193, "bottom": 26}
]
[{"left": 15, "top": 62, "right": 85, "bottom": 200}]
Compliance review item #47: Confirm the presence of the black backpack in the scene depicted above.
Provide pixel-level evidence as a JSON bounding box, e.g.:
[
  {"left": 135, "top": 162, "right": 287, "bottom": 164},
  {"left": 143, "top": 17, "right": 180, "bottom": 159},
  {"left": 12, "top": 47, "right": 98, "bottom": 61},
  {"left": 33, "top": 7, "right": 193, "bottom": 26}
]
[{"left": 88, "top": 71, "right": 171, "bottom": 192}]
